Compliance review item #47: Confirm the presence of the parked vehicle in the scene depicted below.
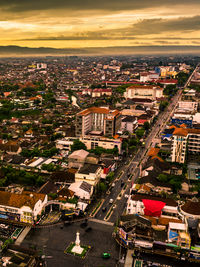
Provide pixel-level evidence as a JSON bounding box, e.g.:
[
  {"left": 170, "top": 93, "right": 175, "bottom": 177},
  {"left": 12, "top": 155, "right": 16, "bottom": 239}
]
[
  {"left": 102, "top": 252, "right": 111, "bottom": 259},
  {"left": 109, "top": 199, "right": 113, "bottom": 204}
]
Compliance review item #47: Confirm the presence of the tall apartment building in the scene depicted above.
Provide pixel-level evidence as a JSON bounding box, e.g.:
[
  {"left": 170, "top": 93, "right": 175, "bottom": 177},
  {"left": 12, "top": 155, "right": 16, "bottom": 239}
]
[
  {"left": 124, "top": 85, "right": 163, "bottom": 100},
  {"left": 171, "top": 127, "right": 200, "bottom": 163},
  {"left": 76, "top": 107, "right": 121, "bottom": 137}
]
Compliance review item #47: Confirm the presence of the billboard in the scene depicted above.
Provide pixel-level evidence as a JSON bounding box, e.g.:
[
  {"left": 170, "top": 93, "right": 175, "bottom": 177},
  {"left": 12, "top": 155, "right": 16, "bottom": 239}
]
[{"left": 171, "top": 118, "right": 192, "bottom": 127}]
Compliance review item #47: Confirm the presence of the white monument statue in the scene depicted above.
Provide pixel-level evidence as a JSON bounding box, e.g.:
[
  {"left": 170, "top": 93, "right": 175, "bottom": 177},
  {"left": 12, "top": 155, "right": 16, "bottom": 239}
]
[{"left": 72, "top": 231, "right": 83, "bottom": 254}]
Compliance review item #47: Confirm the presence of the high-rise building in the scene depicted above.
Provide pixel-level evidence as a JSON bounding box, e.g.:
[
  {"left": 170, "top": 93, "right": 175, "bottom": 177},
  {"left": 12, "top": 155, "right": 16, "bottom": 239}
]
[
  {"left": 75, "top": 107, "right": 121, "bottom": 137},
  {"left": 171, "top": 127, "right": 200, "bottom": 163}
]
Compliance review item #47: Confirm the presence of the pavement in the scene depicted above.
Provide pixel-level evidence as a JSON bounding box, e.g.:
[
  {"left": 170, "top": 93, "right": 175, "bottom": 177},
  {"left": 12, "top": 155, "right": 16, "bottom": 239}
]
[
  {"left": 15, "top": 226, "right": 31, "bottom": 245},
  {"left": 39, "top": 211, "right": 61, "bottom": 225},
  {"left": 22, "top": 220, "right": 119, "bottom": 267}
]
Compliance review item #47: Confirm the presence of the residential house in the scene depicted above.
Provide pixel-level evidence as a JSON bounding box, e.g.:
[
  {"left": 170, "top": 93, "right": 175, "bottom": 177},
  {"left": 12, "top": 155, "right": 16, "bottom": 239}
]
[
  {"left": 68, "top": 181, "right": 93, "bottom": 200},
  {"left": 75, "top": 163, "right": 102, "bottom": 186},
  {"left": 68, "top": 149, "right": 89, "bottom": 168},
  {"left": 121, "top": 116, "right": 138, "bottom": 134},
  {"left": 0, "top": 140, "right": 22, "bottom": 155}
]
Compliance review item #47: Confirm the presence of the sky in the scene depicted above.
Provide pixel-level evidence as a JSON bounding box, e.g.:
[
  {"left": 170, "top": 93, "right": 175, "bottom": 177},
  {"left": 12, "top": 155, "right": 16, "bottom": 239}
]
[{"left": 0, "top": 0, "right": 200, "bottom": 49}]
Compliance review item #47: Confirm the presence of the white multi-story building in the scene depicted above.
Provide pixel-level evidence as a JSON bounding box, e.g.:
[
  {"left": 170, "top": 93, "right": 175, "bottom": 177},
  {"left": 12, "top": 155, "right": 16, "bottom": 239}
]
[
  {"left": 75, "top": 164, "right": 102, "bottom": 186},
  {"left": 76, "top": 107, "right": 121, "bottom": 137},
  {"left": 178, "top": 101, "right": 198, "bottom": 112},
  {"left": 171, "top": 127, "right": 200, "bottom": 163},
  {"left": 124, "top": 85, "right": 163, "bottom": 100},
  {"left": 56, "top": 136, "right": 122, "bottom": 154}
]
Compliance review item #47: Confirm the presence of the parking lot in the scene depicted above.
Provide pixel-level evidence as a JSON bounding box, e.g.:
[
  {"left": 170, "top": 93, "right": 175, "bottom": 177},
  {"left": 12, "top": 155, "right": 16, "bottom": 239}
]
[{"left": 22, "top": 220, "right": 119, "bottom": 267}]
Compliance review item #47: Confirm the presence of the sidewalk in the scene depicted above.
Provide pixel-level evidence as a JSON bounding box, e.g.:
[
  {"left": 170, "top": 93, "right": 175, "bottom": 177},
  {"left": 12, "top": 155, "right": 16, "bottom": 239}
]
[{"left": 15, "top": 226, "right": 31, "bottom": 245}]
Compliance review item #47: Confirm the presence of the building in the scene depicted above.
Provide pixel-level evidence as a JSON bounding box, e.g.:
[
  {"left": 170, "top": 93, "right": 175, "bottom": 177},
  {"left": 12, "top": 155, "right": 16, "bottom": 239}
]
[
  {"left": 126, "top": 194, "right": 178, "bottom": 218},
  {"left": 56, "top": 136, "right": 122, "bottom": 154},
  {"left": 91, "top": 88, "right": 112, "bottom": 98},
  {"left": 75, "top": 107, "right": 121, "bottom": 137},
  {"left": 171, "top": 127, "right": 188, "bottom": 163},
  {"left": 171, "top": 126, "right": 200, "bottom": 163},
  {"left": 68, "top": 149, "right": 89, "bottom": 168},
  {"left": 178, "top": 101, "right": 198, "bottom": 112},
  {"left": 124, "top": 85, "right": 163, "bottom": 100},
  {"left": 80, "top": 136, "right": 122, "bottom": 154},
  {"left": 75, "top": 163, "right": 102, "bottom": 186},
  {"left": 121, "top": 116, "right": 138, "bottom": 133},
  {"left": 68, "top": 181, "right": 93, "bottom": 200},
  {"left": 0, "top": 191, "right": 47, "bottom": 224}
]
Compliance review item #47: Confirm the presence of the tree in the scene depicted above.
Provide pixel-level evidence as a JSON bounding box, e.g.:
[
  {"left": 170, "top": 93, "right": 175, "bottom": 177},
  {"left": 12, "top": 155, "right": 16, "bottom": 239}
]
[
  {"left": 157, "top": 174, "right": 168, "bottom": 183},
  {"left": 143, "top": 121, "right": 150, "bottom": 131},
  {"left": 159, "top": 101, "right": 168, "bottom": 112},
  {"left": 99, "top": 182, "right": 107, "bottom": 192},
  {"left": 106, "top": 172, "right": 114, "bottom": 183},
  {"left": 71, "top": 139, "right": 87, "bottom": 152},
  {"left": 136, "top": 128, "right": 145, "bottom": 139}
]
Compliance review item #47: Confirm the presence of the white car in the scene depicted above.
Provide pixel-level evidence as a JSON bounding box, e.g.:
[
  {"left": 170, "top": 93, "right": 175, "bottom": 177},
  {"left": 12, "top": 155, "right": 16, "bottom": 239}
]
[{"left": 109, "top": 199, "right": 114, "bottom": 204}]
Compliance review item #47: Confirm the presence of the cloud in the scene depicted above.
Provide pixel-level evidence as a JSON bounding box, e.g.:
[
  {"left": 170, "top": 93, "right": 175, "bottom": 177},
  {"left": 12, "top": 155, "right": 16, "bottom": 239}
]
[
  {"left": 0, "top": 0, "right": 199, "bottom": 13},
  {"left": 127, "top": 16, "right": 200, "bottom": 35},
  {"left": 18, "top": 15, "right": 200, "bottom": 42}
]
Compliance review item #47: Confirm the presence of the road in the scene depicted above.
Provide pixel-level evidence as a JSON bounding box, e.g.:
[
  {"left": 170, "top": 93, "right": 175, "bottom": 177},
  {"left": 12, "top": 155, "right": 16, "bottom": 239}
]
[{"left": 94, "top": 65, "right": 198, "bottom": 223}]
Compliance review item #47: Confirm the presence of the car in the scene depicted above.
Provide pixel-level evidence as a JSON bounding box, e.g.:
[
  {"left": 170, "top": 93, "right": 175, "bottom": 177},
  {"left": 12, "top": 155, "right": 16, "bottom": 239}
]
[
  {"left": 80, "top": 222, "right": 88, "bottom": 228},
  {"left": 109, "top": 199, "right": 113, "bottom": 204},
  {"left": 102, "top": 252, "right": 111, "bottom": 259},
  {"left": 85, "top": 227, "right": 92, "bottom": 232},
  {"left": 102, "top": 207, "right": 107, "bottom": 212}
]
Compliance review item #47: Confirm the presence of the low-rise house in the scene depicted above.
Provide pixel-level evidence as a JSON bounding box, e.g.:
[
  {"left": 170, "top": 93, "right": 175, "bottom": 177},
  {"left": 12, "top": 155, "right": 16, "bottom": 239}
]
[
  {"left": 24, "top": 129, "right": 34, "bottom": 138},
  {"left": 138, "top": 175, "right": 173, "bottom": 194},
  {"left": 0, "top": 140, "right": 22, "bottom": 155},
  {"left": 100, "top": 158, "right": 116, "bottom": 179},
  {"left": 0, "top": 191, "right": 47, "bottom": 224},
  {"left": 68, "top": 181, "right": 93, "bottom": 200},
  {"left": 127, "top": 194, "right": 178, "bottom": 219},
  {"left": 180, "top": 199, "right": 200, "bottom": 220},
  {"left": 68, "top": 149, "right": 89, "bottom": 168},
  {"left": 75, "top": 163, "right": 102, "bottom": 186},
  {"left": 50, "top": 169, "right": 77, "bottom": 185},
  {"left": 57, "top": 187, "right": 74, "bottom": 199},
  {"left": 121, "top": 116, "right": 138, "bottom": 133},
  {"left": 168, "top": 222, "right": 191, "bottom": 249}
]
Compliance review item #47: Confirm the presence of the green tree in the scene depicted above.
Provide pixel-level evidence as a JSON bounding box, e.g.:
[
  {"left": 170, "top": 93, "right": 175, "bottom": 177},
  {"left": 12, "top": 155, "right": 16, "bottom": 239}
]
[
  {"left": 143, "top": 121, "right": 150, "bottom": 131},
  {"left": 71, "top": 139, "right": 87, "bottom": 152},
  {"left": 99, "top": 182, "right": 107, "bottom": 192},
  {"left": 157, "top": 174, "right": 168, "bottom": 183},
  {"left": 136, "top": 128, "right": 145, "bottom": 139},
  {"left": 106, "top": 172, "right": 114, "bottom": 183},
  {"left": 159, "top": 101, "right": 168, "bottom": 112}
]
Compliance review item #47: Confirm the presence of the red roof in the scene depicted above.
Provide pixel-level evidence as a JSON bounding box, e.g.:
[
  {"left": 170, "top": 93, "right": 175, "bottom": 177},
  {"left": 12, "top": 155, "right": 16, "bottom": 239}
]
[
  {"left": 157, "top": 79, "right": 178, "bottom": 84},
  {"left": 142, "top": 199, "right": 166, "bottom": 217},
  {"left": 138, "top": 119, "right": 147, "bottom": 124}
]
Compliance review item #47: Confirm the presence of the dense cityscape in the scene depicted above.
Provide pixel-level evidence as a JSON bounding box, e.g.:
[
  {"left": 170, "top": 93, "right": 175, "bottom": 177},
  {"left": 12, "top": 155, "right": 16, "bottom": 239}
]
[{"left": 0, "top": 55, "right": 199, "bottom": 266}]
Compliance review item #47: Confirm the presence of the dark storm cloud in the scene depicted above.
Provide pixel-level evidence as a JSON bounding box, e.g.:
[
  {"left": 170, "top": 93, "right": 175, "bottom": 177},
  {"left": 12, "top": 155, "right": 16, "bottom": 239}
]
[{"left": 0, "top": 0, "right": 199, "bottom": 12}]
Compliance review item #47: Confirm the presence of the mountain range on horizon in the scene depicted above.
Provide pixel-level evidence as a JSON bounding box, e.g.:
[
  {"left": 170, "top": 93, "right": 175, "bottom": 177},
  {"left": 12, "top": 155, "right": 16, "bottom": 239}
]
[{"left": 0, "top": 45, "right": 200, "bottom": 56}]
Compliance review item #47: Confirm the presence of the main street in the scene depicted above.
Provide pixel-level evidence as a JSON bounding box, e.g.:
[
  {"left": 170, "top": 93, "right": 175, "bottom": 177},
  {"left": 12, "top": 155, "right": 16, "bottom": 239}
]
[{"left": 93, "top": 65, "right": 198, "bottom": 223}]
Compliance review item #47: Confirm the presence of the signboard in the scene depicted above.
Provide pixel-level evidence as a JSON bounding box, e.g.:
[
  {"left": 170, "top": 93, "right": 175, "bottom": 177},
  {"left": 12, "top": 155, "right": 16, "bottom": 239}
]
[
  {"left": 119, "top": 228, "right": 127, "bottom": 240},
  {"left": 171, "top": 118, "right": 192, "bottom": 127}
]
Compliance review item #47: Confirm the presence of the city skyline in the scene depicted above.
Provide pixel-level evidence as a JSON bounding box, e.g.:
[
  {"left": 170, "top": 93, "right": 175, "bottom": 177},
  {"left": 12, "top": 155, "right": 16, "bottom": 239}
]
[{"left": 0, "top": 0, "right": 200, "bottom": 51}]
